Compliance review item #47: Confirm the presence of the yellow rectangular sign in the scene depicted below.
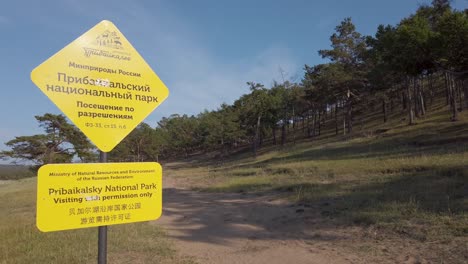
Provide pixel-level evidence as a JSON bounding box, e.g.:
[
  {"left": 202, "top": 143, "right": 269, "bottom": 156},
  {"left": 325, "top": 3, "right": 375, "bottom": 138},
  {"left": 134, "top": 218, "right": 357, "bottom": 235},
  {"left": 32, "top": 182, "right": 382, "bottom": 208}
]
[{"left": 37, "top": 162, "right": 162, "bottom": 232}]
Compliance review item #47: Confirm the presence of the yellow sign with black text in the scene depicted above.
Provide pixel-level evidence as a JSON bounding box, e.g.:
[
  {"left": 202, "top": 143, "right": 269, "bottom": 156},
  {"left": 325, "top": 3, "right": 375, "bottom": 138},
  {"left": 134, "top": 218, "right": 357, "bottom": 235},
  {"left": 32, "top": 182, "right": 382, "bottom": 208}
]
[
  {"left": 31, "top": 20, "right": 169, "bottom": 152},
  {"left": 36, "top": 162, "right": 162, "bottom": 232}
]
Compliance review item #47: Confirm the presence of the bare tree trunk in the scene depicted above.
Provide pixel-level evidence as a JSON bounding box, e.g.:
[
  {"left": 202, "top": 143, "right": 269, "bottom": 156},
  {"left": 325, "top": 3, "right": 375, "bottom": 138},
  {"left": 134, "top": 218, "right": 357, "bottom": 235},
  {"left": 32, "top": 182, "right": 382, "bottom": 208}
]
[
  {"left": 272, "top": 127, "right": 277, "bottom": 145},
  {"left": 428, "top": 74, "right": 434, "bottom": 107},
  {"left": 312, "top": 111, "right": 317, "bottom": 137},
  {"left": 414, "top": 77, "right": 420, "bottom": 118},
  {"left": 382, "top": 98, "right": 387, "bottom": 123},
  {"left": 307, "top": 110, "right": 312, "bottom": 138},
  {"left": 281, "top": 124, "right": 286, "bottom": 146},
  {"left": 421, "top": 77, "right": 427, "bottom": 113},
  {"left": 402, "top": 91, "right": 407, "bottom": 111},
  {"left": 464, "top": 80, "right": 468, "bottom": 109},
  {"left": 302, "top": 116, "right": 305, "bottom": 133},
  {"left": 347, "top": 100, "right": 352, "bottom": 134},
  {"left": 342, "top": 100, "right": 347, "bottom": 135},
  {"left": 390, "top": 98, "right": 394, "bottom": 113},
  {"left": 343, "top": 116, "right": 346, "bottom": 135},
  {"left": 253, "top": 115, "right": 261, "bottom": 156},
  {"left": 419, "top": 77, "right": 426, "bottom": 116},
  {"left": 457, "top": 80, "right": 463, "bottom": 112},
  {"left": 292, "top": 118, "right": 297, "bottom": 145},
  {"left": 419, "top": 92, "right": 426, "bottom": 116},
  {"left": 445, "top": 72, "right": 450, "bottom": 106},
  {"left": 259, "top": 131, "right": 264, "bottom": 148},
  {"left": 317, "top": 110, "right": 321, "bottom": 136},
  {"left": 448, "top": 73, "right": 457, "bottom": 121},
  {"left": 406, "top": 77, "right": 415, "bottom": 125},
  {"left": 335, "top": 103, "right": 339, "bottom": 135}
]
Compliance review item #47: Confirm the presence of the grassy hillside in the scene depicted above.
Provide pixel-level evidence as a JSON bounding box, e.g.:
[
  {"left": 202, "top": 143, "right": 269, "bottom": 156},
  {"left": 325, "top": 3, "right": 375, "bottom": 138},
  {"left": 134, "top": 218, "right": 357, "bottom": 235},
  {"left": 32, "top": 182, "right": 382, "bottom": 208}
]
[
  {"left": 1, "top": 84, "right": 466, "bottom": 262},
  {"left": 165, "top": 98, "right": 468, "bottom": 260}
]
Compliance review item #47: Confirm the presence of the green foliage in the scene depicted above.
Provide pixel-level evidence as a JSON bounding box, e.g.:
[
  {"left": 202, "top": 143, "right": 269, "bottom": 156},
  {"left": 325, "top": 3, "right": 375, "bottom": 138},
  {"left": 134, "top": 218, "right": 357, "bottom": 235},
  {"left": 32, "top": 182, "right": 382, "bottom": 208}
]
[
  {"left": 434, "top": 10, "right": 468, "bottom": 71},
  {"left": 303, "top": 63, "right": 350, "bottom": 103},
  {"left": 1, "top": 114, "right": 95, "bottom": 171},
  {"left": 160, "top": 114, "right": 200, "bottom": 157},
  {"left": 396, "top": 12, "right": 437, "bottom": 75},
  {"left": 111, "top": 122, "right": 166, "bottom": 162},
  {"left": 197, "top": 103, "right": 244, "bottom": 153},
  {"left": 318, "top": 17, "right": 367, "bottom": 69}
]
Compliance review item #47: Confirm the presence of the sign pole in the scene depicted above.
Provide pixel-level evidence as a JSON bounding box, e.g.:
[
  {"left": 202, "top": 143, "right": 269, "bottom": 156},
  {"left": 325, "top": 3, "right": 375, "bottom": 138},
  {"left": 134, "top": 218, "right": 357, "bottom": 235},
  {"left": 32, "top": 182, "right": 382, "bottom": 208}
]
[
  {"left": 98, "top": 151, "right": 108, "bottom": 264},
  {"left": 32, "top": 20, "right": 167, "bottom": 261}
]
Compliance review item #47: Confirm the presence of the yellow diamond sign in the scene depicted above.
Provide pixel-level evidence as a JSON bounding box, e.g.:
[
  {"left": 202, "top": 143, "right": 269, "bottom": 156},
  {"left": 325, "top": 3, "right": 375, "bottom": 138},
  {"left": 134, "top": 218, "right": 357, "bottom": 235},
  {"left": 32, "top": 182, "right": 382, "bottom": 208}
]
[{"left": 31, "top": 20, "right": 169, "bottom": 152}]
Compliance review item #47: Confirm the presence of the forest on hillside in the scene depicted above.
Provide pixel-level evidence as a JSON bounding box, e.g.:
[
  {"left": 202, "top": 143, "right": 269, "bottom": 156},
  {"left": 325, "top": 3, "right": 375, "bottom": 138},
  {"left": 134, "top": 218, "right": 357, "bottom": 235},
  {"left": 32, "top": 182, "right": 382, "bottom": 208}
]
[{"left": 1, "top": 0, "right": 467, "bottom": 168}]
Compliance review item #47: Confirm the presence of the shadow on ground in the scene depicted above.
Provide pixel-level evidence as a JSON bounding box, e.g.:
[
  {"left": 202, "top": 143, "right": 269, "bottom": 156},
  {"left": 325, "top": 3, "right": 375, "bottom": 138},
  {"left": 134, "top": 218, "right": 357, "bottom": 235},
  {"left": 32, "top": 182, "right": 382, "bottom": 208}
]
[
  {"left": 158, "top": 163, "right": 467, "bottom": 264},
  {"left": 160, "top": 163, "right": 466, "bottom": 243}
]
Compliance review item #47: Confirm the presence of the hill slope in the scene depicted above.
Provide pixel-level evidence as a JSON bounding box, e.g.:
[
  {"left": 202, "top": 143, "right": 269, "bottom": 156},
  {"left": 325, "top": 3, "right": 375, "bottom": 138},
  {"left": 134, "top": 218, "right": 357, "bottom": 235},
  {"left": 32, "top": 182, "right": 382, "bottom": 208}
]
[{"left": 164, "top": 98, "right": 468, "bottom": 263}]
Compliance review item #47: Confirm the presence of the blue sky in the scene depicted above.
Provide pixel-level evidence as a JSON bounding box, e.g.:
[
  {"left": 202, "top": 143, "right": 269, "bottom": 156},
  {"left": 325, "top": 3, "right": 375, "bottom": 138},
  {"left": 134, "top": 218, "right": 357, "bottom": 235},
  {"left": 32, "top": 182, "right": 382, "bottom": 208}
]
[{"left": 0, "top": 0, "right": 466, "bottom": 153}]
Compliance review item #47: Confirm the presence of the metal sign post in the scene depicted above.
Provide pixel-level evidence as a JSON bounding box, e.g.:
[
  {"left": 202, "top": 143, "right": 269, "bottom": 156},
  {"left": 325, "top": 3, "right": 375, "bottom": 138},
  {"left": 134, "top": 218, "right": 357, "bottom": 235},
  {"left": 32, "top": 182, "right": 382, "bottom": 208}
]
[
  {"left": 32, "top": 20, "right": 168, "bottom": 264},
  {"left": 98, "top": 151, "right": 108, "bottom": 264}
]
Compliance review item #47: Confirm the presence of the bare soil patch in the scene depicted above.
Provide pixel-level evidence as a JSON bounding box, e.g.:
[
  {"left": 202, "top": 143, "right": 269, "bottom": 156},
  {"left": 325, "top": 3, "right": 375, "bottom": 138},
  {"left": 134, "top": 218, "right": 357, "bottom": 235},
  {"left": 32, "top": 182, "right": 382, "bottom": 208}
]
[{"left": 156, "top": 176, "right": 466, "bottom": 264}]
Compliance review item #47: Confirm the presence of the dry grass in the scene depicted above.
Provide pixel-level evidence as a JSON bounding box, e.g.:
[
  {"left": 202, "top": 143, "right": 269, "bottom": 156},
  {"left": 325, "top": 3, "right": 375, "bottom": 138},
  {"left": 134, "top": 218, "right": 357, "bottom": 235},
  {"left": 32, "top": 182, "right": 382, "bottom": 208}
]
[
  {"left": 0, "top": 165, "right": 34, "bottom": 180},
  {"left": 0, "top": 178, "right": 196, "bottom": 264},
  {"left": 165, "top": 106, "right": 468, "bottom": 242}
]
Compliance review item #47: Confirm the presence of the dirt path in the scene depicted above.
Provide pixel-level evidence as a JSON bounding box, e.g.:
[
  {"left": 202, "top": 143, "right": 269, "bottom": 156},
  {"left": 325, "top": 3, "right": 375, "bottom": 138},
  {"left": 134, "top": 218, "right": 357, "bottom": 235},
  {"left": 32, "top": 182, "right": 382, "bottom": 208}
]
[
  {"left": 154, "top": 176, "right": 450, "bottom": 264},
  {"left": 156, "top": 177, "right": 368, "bottom": 264}
]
